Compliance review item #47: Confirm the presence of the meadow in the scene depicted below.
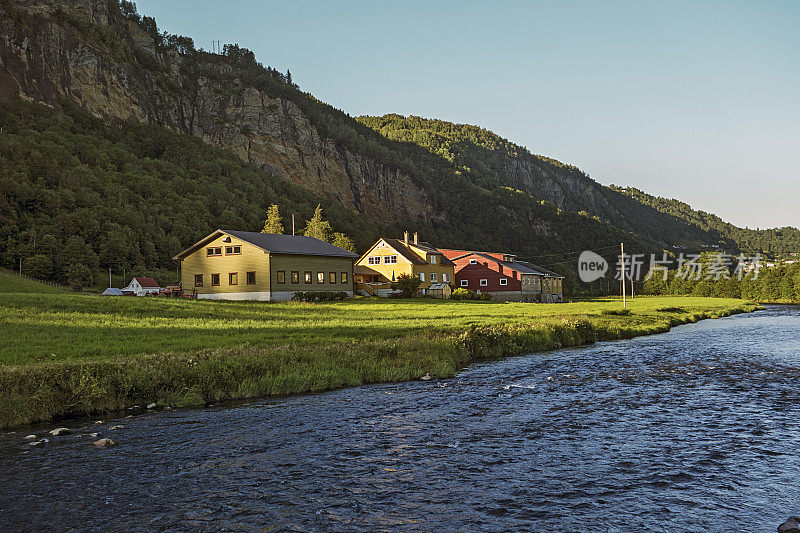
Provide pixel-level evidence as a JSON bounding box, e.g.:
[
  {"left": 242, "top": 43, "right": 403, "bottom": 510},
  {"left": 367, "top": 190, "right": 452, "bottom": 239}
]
[{"left": 0, "top": 270, "right": 759, "bottom": 428}]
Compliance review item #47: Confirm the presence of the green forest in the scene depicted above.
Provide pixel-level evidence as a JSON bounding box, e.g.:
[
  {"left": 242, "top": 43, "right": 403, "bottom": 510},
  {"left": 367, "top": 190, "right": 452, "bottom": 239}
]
[{"left": 641, "top": 255, "right": 800, "bottom": 302}]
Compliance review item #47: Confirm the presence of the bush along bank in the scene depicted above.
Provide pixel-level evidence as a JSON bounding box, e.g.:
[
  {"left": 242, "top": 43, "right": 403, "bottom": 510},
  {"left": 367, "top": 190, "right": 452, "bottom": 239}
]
[{"left": 0, "top": 301, "right": 759, "bottom": 429}]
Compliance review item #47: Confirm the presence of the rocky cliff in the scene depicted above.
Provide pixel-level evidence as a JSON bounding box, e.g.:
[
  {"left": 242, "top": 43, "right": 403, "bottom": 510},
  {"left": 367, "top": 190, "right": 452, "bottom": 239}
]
[{"left": 0, "top": 0, "right": 432, "bottom": 224}]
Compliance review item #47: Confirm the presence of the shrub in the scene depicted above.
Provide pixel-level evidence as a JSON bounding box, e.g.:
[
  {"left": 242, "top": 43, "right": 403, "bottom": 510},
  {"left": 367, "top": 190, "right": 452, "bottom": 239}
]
[
  {"left": 451, "top": 288, "right": 492, "bottom": 301},
  {"left": 391, "top": 274, "right": 422, "bottom": 298}
]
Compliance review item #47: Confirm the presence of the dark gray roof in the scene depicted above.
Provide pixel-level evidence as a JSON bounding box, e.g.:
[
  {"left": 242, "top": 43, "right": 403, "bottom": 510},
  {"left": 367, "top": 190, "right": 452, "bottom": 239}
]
[
  {"left": 223, "top": 230, "right": 358, "bottom": 258},
  {"left": 515, "top": 260, "right": 564, "bottom": 278}
]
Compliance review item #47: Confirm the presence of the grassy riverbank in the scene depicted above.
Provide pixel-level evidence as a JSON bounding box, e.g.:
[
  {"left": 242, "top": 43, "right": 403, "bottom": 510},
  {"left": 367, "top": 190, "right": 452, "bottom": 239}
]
[{"left": 0, "top": 274, "right": 759, "bottom": 428}]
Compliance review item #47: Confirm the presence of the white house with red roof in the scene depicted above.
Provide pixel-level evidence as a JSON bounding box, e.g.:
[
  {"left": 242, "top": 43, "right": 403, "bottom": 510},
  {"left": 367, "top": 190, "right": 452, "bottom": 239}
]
[{"left": 123, "top": 276, "right": 162, "bottom": 296}]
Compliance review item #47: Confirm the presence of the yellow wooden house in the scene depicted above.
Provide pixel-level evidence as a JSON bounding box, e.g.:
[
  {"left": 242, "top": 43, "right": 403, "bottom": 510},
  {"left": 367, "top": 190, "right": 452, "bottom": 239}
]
[
  {"left": 354, "top": 232, "right": 455, "bottom": 297},
  {"left": 173, "top": 229, "right": 358, "bottom": 301}
]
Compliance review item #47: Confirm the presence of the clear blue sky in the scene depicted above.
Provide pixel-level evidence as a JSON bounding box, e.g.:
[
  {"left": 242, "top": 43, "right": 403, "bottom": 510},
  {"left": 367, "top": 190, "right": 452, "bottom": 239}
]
[{"left": 135, "top": 0, "right": 799, "bottom": 229}]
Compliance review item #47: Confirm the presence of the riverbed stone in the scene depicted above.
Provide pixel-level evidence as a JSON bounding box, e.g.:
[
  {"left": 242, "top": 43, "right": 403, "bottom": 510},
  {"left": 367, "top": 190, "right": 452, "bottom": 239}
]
[
  {"left": 778, "top": 517, "right": 800, "bottom": 533},
  {"left": 49, "top": 428, "right": 70, "bottom": 436},
  {"left": 93, "top": 438, "right": 116, "bottom": 448},
  {"left": 24, "top": 434, "right": 36, "bottom": 440},
  {"left": 108, "top": 425, "right": 124, "bottom": 430},
  {"left": 147, "top": 403, "right": 157, "bottom": 409}
]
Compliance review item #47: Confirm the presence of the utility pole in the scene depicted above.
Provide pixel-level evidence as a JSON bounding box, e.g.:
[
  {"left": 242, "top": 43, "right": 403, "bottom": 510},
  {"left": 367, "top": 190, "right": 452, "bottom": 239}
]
[
  {"left": 19, "top": 257, "right": 22, "bottom": 275},
  {"left": 108, "top": 267, "right": 112, "bottom": 288},
  {"left": 621, "top": 242, "right": 626, "bottom": 308},
  {"left": 292, "top": 213, "right": 295, "bottom": 236}
]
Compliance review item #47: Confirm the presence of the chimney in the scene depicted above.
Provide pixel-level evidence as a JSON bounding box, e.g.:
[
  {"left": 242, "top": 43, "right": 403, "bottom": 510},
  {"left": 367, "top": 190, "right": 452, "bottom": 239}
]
[
  {"left": 413, "top": 232, "right": 418, "bottom": 245},
  {"left": 404, "top": 231, "right": 409, "bottom": 246}
]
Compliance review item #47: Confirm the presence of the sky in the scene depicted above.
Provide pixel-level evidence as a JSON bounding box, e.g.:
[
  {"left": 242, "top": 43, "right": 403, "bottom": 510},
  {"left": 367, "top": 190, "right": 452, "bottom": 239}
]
[{"left": 134, "top": 0, "right": 800, "bottom": 229}]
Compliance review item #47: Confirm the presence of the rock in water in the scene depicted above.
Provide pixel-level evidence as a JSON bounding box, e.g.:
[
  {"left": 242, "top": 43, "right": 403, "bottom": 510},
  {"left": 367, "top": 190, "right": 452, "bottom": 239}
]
[
  {"left": 147, "top": 403, "right": 157, "bottom": 409},
  {"left": 420, "top": 373, "right": 432, "bottom": 381},
  {"left": 779, "top": 517, "right": 800, "bottom": 533},
  {"left": 93, "top": 438, "right": 116, "bottom": 448},
  {"left": 24, "top": 435, "right": 36, "bottom": 440},
  {"left": 108, "top": 425, "right": 124, "bottom": 430},
  {"left": 49, "top": 427, "right": 70, "bottom": 436}
]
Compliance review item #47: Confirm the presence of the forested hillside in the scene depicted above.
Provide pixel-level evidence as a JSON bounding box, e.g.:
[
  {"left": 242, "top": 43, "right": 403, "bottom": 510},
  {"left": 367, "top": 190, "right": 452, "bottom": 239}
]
[
  {"left": 611, "top": 187, "right": 800, "bottom": 256},
  {"left": 0, "top": 99, "right": 652, "bottom": 290},
  {"left": 357, "top": 115, "right": 799, "bottom": 256}
]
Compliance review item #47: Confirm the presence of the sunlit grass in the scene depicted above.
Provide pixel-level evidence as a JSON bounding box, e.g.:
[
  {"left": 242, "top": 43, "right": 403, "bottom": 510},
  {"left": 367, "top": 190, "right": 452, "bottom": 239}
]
[{"left": 0, "top": 290, "right": 758, "bottom": 428}]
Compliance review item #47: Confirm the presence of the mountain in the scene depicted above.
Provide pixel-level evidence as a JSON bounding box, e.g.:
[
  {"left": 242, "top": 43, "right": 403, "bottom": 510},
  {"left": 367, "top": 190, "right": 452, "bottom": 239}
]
[
  {"left": 355, "top": 115, "right": 800, "bottom": 256},
  {"left": 0, "top": 0, "right": 796, "bottom": 292}
]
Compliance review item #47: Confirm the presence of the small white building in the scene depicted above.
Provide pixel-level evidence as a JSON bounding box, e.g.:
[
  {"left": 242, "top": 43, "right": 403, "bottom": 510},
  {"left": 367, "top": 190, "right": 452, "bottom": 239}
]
[{"left": 124, "top": 277, "right": 161, "bottom": 296}]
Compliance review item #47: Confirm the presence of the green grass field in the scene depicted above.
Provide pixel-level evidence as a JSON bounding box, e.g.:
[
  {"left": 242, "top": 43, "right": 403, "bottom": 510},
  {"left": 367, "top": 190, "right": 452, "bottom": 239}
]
[{"left": 0, "top": 269, "right": 759, "bottom": 428}]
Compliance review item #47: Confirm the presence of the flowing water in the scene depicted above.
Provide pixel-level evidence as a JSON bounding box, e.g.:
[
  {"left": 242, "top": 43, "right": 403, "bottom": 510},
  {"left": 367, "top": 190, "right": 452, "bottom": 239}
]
[{"left": 2, "top": 305, "right": 800, "bottom": 532}]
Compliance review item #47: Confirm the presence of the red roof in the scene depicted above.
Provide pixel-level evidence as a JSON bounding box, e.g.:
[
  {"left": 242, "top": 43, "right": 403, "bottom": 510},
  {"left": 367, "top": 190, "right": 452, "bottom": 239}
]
[{"left": 134, "top": 277, "right": 160, "bottom": 288}]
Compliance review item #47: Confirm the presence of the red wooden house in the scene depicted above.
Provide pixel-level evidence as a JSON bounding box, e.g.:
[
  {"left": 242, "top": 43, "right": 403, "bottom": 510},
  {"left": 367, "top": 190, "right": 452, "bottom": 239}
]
[{"left": 440, "top": 249, "right": 563, "bottom": 302}]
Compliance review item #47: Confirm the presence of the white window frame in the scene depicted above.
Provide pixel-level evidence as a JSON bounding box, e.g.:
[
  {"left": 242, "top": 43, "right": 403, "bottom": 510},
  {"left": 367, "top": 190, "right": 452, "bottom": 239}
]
[
  {"left": 418, "top": 272, "right": 425, "bottom": 282},
  {"left": 368, "top": 256, "right": 380, "bottom": 265},
  {"left": 430, "top": 255, "right": 437, "bottom": 264},
  {"left": 430, "top": 272, "right": 438, "bottom": 282},
  {"left": 384, "top": 255, "right": 397, "bottom": 264},
  {"left": 480, "top": 279, "right": 488, "bottom": 287},
  {"left": 443, "top": 273, "right": 450, "bottom": 282},
  {"left": 500, "top": 278, "right": 508, "bottom": 286},
  {"left": 460, "top": 279, "right": 468, "bottom": 287},
  {"left": 469, "top": 259, "right": 477, "bottom": 265}
]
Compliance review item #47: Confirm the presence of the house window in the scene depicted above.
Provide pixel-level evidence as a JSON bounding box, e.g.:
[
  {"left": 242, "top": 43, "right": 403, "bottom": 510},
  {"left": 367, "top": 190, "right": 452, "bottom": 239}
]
[
  {"left": 206, "top": 247, "right": 222, "bottom": 257},
  {"left": 500, "top": 278, "right": 508, "bottom": 286},
  {"left": 277, "top": 271, "right": 285, "bottom": 284},
  {"left": 430, "top": 272, "right": 438, "bottom": 282},
  {"left": 460, "top": 280, "right": 468, "bottom": 287},
  {"left": 317, "top": 271, "right": 325, "bottom": 284},
  {"left": 368, "top": 256, "right": 380, "bottom": 265},
  {"left": 443, "top": 273, "right": 450, "bottom": 282},
  {"left": 430, "top": 255, "right": 437, "bottom": 264},
  {"left": 194, "top": 274, "right": 203, "bottom": 287},
  {"left": 341, "top": 272, "right": 348, "bottom": 284},
  {"left": 384, "top": 255, "right": 397, "bottom": 264},
  {"left": 211, "top": 273, "right": 220, "bottom": 286},
  {"left": 291, "top": 271, "right": 300, "bottom": 284},
  {"left": 329, "top": 272, "right": 336, "bottom": 284},
  {"left": 229, "top": 272, "right": 238, "bottom": 285},
  {"left": 247, "top": 271, "right": 256, "bottom": 285},
  {"left": 418, "top": 272, "right": 425, "bottom": 282},
  {"left": 225, "top": 245, "right": 241, "bottom": 255},
  {"left": 304, "top": 271, "right": 312, "bottom": 284},
  {"left": 469, "top": 259, "right": 477, "bottom": 265},
  {"left": 480, "top": 279, "right": 488, "bottom": 286}
]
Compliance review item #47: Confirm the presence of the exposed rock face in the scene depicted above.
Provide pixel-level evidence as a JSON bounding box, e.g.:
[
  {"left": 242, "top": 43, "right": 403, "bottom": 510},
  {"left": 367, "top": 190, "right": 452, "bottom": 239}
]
[{"left": 0, "top": 0, "right": 432, "bottom": 224}]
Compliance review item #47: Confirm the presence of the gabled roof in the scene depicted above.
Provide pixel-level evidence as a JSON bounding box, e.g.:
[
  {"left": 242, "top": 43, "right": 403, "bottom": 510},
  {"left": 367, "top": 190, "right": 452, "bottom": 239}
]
[
  {"left": 446, "top": 250, "right": 552, "bottom": 277},
  {"left": 362, "top": 238, "right": 455, "bottom": 266},
  {"left": 133, "top": 277, "right": 160, "bottom": 288},
  {"left": 173, "top": 230, "right": 358, "bottom": 260}
]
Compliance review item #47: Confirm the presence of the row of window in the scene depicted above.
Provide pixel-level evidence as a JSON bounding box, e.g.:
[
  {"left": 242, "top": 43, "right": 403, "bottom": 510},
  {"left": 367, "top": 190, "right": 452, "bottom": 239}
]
[
  {"left": 195, "top": 271, "right": 256, "bottom": 287},
  {"left": 460, "top": 279, "right": 508, "bottom": 287},
  {"left": 417, "top": 272, "right": 450, "bottom": 283},
  {"left": 277, "top": 271, "right": 348, "bottom": 285},
  {"left": 368, "top": 255, "right": 397, "bottom": 265},
  {"left": 206, "top": 245, "right": 241, "bottom": 257},
  {"left": 194, "top": 271, "right": 349, "bottom": 287}
]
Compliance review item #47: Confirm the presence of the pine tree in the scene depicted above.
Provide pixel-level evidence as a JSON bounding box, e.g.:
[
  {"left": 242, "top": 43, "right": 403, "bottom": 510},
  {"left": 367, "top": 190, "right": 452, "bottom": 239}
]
[
  {"left": 332, "top": 232, "right": 356, "bottom": 253},
  {"left": 286, "top": 69, "right": 293, "bottom": 85},
  {"left": 302, "top": 205, "right": 332, "bottom": 242},
  {"left": 262, "top": 204, "right": 284, "bottom": 234}
]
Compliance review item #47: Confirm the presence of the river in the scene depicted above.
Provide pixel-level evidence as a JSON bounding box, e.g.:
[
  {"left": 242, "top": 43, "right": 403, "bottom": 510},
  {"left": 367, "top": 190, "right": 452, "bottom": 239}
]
[{"left": 1, "top": 305, "right": 799, "bottom": 531}]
